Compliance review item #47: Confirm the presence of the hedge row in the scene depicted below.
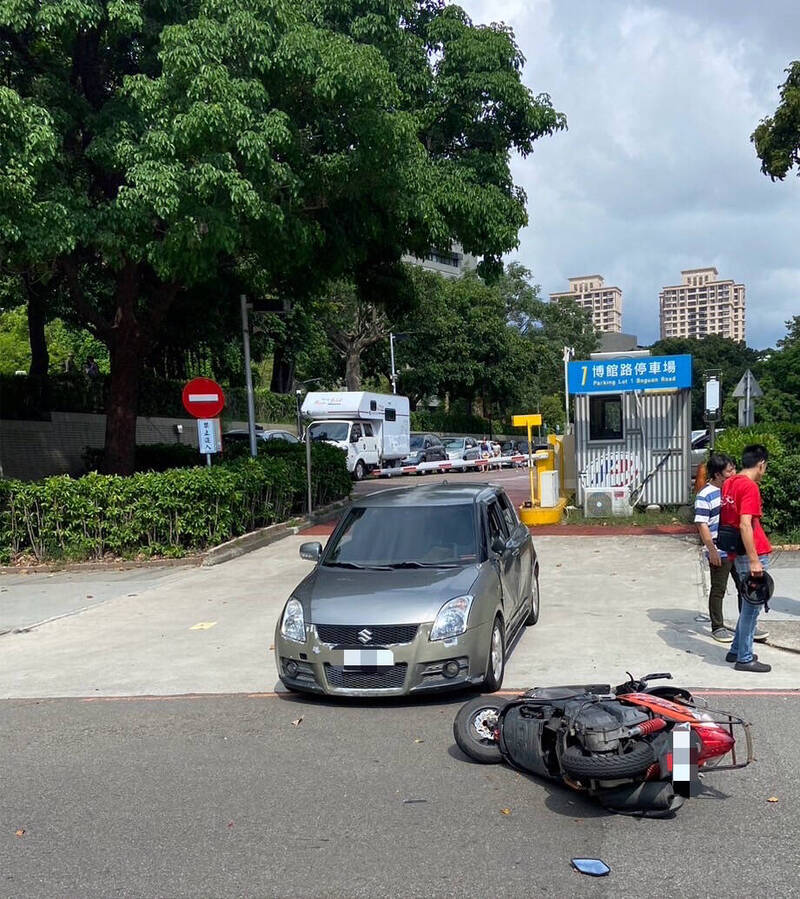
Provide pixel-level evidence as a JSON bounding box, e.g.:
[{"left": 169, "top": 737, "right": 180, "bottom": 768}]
[
  {"left": 0, "top": 443, "right": 350, "bottom": 564},
  {"left": 715, "top": 425, "right": 800, "bottom": 536}
]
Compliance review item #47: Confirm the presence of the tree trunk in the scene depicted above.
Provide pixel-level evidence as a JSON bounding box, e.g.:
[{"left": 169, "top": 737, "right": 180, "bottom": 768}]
[
  {"left": 26, "top": 278, "right": 49, "bottom": 379},
  {"left": 344, "top": 346, "right": 362, "bottom": 391},
  {"left": 103, "top": 265, "right": 142, "bottom": 475},
  {"left": 270, "top": 342, "right": 295, "bottom": 393}
]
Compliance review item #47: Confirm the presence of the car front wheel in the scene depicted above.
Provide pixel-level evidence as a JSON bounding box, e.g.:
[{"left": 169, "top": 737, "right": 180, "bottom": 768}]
[{"left": 482, "top": 616, "right": 505, "bottom": 692}]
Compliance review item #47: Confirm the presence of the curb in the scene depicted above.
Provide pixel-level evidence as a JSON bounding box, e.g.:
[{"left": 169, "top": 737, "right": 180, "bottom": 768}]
[
  {"left": 0, "top": 498, "right": 352, "bottom": 575},
  {"left": 201, "top": 498, "right": 350, "bottom": 567}
]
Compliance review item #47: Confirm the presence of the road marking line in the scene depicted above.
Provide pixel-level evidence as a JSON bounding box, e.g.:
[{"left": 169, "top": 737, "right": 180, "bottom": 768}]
[{"left": 189, "top": 621, "right": 217, "bottom": 630}]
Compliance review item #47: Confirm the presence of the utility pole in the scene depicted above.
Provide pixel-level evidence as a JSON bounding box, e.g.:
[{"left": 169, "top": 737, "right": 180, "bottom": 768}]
[
  {"left": 389, "top": 332, "right": 397, "bottom": 394},
  {"left": 240, "top": 294, "right": 257, "bottom": 458}
]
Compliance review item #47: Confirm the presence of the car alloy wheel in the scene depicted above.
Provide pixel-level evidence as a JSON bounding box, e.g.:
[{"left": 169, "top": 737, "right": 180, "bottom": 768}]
[
  {"left": 482, "top": 616, "right": 505, "bottom": 691},
  {"left": 526, "top": 573, "right": 540, "bottom": 626},
  {"left": 354, "top": 460, "right": 366, "bottom": 481}
]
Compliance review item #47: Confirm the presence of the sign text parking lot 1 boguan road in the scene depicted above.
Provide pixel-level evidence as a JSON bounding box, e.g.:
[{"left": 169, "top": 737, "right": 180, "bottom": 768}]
[{"left": 568, "top": 354, "right": 693, "bottom": 394}]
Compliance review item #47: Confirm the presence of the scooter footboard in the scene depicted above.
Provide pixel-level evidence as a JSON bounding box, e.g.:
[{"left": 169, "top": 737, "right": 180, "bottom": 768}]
[{"left": 498, "top": 705, "right": 553, "bottom": 778}]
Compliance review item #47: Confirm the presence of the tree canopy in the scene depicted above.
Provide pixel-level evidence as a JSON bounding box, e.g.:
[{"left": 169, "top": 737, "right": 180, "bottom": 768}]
[
  {"left": 0, "top": 0, "right": 565, "bottom": 472},
  {"left": 752, "top": 61, "right": 800, "bottom": 180}
]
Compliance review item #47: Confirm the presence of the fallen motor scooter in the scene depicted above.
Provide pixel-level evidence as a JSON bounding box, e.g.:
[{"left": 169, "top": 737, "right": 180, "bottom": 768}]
[{"left": 453, "top": 672, "right": 753, "bottom": 815}]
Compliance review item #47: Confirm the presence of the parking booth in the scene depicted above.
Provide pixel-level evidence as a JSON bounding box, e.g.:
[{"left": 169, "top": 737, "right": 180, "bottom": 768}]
[{"left": 568, "top": 354, "right": 693, "bottom": 513}]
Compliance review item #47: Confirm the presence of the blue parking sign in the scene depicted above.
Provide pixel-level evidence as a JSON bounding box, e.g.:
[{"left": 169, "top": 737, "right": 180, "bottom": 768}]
[{"left": 568, "top": 354, "right": 692, "bottom": 394}]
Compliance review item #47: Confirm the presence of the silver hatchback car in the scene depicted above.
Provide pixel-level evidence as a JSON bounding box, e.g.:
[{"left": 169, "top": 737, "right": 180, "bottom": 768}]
[{"left": 274, "top": 484, "right": 540, "bottom": 697}]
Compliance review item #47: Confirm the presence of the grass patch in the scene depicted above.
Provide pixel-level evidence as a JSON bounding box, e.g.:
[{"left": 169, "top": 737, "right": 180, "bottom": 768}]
[{"left": 560, "top": 506, "right": 694, "bottom": 528}]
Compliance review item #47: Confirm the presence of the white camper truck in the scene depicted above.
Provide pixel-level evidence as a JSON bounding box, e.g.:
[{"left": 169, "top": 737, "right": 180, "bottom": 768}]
[{"left": 301, "top": 392, "right": 411, "bottom": 480}]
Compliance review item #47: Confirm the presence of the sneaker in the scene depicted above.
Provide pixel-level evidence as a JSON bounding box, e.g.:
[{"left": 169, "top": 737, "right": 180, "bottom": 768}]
[
  {"left": 753, "top": 627, "right": 769, "bottom": 642},
  {"left": 712, "top": 628, "right": 734, "bottom": 643},
  {"left": 734, "top": 660, "right": 771, "bottom": 673},
  {"left": 726, "top": 652, "right": 758, "bottom": 663}
]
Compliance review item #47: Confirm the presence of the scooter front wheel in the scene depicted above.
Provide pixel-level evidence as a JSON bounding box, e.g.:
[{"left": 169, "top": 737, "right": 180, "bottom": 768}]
[{"left": 453, "top": 696, "right": 507, "bottom": 764}]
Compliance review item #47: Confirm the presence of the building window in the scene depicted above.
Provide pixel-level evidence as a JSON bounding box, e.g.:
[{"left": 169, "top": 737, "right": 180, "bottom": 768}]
[{"left": 589, "top": 395, "right": 624, "bottom": 442}]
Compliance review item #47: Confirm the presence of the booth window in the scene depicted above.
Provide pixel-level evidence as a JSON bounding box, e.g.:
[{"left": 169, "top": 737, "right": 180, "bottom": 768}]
[
  {"left": 589, "top": 395, "right": 624, "bottom": 441},
  {"left": 385, "top": 408, "right": 396, "bottom": 422}
]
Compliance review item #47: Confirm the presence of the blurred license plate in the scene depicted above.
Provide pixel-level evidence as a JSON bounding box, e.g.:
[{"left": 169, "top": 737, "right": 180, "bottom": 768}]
[{"left": 342, "top": 650, "right": 394, "bottom": 667}]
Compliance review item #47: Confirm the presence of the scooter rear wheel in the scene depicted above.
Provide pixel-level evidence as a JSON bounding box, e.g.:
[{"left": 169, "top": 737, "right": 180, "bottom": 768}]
[
  {"left": 561, "top": 741, "right": 655, "bottom": 779},
  {"left": 453, "top": 696, "right": 507, "bottom": 764}
]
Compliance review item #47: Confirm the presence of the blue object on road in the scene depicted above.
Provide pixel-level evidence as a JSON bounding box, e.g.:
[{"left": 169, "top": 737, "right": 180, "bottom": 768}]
[{"left": 571, "top": 858, "right": 611, "bottom": 877}]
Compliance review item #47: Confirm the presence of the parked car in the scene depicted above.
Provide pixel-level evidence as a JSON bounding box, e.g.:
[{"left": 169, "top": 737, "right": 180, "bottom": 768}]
[
  {"left": 441, "top": 436, "right": 481, "bottom": 461},
  {"left": 501, "top": 439, "right": 530, "bottom": 457},
  {"left": 403, "top": 432, "right": 448, "bottom": 466},
  {"left": 690, "top": 429, "right": 725, "bottom": 477},
  {"left": 223, "top": 428, "right": 299, "bottom": 446},
  {"left": 275, "top": 483, "right": 540, "bottom": 697}
]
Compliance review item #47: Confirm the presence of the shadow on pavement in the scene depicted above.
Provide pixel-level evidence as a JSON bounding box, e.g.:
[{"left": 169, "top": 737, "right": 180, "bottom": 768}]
[{"left": 647, "top": 608, "right": 732, "bottom": 668}]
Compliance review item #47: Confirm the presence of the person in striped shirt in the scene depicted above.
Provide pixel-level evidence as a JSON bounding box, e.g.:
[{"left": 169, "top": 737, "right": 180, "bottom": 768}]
[{"left": 694, "top": 453, "right": 737, "bottom": 642}]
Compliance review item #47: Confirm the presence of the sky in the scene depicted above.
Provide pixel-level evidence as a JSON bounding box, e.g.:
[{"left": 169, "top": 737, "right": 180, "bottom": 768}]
[{"left": 458, "top": 0, "right": 800, "bottom": 349}]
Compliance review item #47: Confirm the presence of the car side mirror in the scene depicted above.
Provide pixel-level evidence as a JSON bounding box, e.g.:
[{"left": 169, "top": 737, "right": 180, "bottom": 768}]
[
  {"left": 299, "top": 541, "right": 322, "bottom": 562},
  {"left": 491, "top": 535, "right": 507, "bottom": 555}
]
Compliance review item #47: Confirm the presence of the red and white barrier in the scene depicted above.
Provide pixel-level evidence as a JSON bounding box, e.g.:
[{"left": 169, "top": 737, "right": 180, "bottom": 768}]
[{"left": 371, "top": 454, "right": 529, "bottom": 478}]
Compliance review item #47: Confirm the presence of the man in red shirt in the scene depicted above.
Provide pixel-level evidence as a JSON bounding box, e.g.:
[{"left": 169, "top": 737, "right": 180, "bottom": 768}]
[{"left": 720, "top": 444, "right": 772, "bottom": 672}]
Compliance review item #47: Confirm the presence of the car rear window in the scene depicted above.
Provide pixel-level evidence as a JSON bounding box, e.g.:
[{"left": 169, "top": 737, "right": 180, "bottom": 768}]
[{"left": 325, "top": 505, "right": 478, "bottom": 566}]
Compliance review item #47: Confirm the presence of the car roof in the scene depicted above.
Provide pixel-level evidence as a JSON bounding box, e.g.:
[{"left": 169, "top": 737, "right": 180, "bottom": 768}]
[{"left": 354, "top": 483, "right": 499, "bottom": 508}]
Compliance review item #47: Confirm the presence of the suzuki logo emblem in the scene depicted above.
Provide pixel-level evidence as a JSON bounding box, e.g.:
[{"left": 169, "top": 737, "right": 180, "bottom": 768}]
[{"left": 357, "top": 628, "right": 373, "bottom": 644}]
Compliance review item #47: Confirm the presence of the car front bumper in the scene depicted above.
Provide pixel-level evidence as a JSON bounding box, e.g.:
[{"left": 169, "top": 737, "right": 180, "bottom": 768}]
[{"left": 274, "top": 619, "right": 493, "bottom": 697}]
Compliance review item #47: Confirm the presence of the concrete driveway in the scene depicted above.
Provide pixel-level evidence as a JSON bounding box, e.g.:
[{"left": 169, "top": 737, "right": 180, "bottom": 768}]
[{"left": 2, "top": 532, "right": 800, "bottom": 698}]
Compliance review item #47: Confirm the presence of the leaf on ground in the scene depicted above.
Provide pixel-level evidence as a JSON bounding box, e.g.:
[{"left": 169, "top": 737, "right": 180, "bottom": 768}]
[
  {"left": 228, "top": 821, "right": 235, "bottom": 828},
  {"left": 500, "top": 808, "right": 511, "bottom": 815},
  {"left": 414, "top": 738, "right": 424, "bottom": 743},
  {"left": 268, "top": 645, "right": 274, "bottom": 651},
  {"left": 767, "top": 796, "right": 779, "bottom": 803},
  {"left": 15, "top": 829, "right": 25, "bottom": 837},
  {"left": 291, "top": 717, "right": 303, "bottom": 727}
]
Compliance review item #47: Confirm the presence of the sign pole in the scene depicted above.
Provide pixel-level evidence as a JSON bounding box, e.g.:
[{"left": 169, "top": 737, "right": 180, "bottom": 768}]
[
  {"left": 305, "top": 426, "right": 313, "bottom": 517},
  {"left": 240, "top": 294, "right": 258, "bottom": 458},
  {"left": 206, "top": 453, "right": 211, "bottom": 468}
]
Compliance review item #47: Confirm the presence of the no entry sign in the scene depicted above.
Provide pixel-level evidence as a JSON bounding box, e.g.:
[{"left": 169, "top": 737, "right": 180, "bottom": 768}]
[{"left": 182, "top": 377, "right": 225, "bottom": 418}]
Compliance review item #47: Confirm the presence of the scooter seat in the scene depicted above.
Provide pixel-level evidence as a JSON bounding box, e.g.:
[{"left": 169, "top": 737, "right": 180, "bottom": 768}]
[{"left": 522, "top": 685, "right": 611, "bottom": 701}]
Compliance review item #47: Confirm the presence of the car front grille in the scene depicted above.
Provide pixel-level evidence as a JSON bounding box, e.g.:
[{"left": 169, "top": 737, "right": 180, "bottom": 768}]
[
  {"left": 315, "top": 624, "right": 419, "bottom": 645},
  {"left": 324, "top": 663, "right": 408, "bottom": 690}
]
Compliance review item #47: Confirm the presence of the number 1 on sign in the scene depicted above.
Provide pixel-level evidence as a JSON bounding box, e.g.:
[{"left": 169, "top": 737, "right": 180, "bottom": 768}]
[{"left": 581, "top": 365, "right": 588, "bottom": 386}]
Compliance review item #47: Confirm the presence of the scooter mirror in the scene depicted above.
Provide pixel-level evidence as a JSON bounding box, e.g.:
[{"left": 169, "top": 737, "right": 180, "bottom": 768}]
[{"left": 571, "top": 858, "right": 610, "bottom": 877}]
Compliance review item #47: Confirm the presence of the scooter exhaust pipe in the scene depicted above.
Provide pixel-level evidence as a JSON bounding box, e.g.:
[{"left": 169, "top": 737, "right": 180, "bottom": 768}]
[{"left": 595, "top": 781, "right": 684, "bottom": 814}]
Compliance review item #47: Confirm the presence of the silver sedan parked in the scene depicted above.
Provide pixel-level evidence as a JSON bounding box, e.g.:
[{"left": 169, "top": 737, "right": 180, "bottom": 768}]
[{"left": 274, "top": 484, "right": 540, "bottom": 697}]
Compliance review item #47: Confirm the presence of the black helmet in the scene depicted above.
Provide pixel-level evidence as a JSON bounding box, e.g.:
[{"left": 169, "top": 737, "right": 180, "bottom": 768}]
[{"left": 741, "top": 572, "right": 775, "bottom": 607}]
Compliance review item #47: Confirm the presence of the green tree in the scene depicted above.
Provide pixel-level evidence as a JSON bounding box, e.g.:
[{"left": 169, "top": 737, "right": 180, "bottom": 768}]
[
  {"left": 1, "top": 0, "right": 564, "bottom": 472},
  {"left": 649, "top": 335, "right": 761, "bottom": 428},
  {"left": 757, "top": 316, "right": 800, "bottom": 423},
  {"left": 752, "top": 61, "right": 800, "bottom": 180}
]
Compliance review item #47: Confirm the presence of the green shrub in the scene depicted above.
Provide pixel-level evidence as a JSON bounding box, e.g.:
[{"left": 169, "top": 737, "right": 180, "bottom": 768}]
[
  {"left": 715, "top": 427, "right": 800, "bottom": 536},
  {"left": 0, "top": 443, "right": 350, "bottom": 564},
  {"left": 82, "top": 442, "right": 202, "bottom": 473}
]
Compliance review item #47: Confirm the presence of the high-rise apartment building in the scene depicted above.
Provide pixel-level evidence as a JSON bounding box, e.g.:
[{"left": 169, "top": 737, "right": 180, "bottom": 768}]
[
  {"left": 549, "top": 275, "right": 623, "bottom": 333},
  {"left": 659, "top": 268, "right": 745, "bottom": 341}
]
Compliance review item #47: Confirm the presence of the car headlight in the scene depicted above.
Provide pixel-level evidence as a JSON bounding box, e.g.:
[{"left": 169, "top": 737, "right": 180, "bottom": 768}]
[
  {"left": 280, "top": 598, "right": 306, "bottom": 643},
  {"left": 430, "top": 595, "right": 473, "bottom": 642}
]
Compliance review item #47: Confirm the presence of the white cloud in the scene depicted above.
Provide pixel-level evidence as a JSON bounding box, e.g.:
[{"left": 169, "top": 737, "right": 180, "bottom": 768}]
[{"left": 458, "top": 0, "right": 800, "bottom": 347}]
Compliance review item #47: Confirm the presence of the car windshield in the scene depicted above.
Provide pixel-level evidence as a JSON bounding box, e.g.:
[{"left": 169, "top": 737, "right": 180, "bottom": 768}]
[
  {"left": 409, "top": 436, "right": 424, "bottom": 450},
  {"left": 309, "top": 422, "right": 349, "bottom": 442},
  {"left": 442, "top": 438, "right": 464, "bottom": 449},
  {"left": 324, "top": 505, "right": 478, "bottom": 567}
]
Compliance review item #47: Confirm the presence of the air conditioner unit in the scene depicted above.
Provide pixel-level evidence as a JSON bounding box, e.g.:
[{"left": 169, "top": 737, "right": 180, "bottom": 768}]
[{"left": 584, "top": 486, "right": 633, "bottom": 518}]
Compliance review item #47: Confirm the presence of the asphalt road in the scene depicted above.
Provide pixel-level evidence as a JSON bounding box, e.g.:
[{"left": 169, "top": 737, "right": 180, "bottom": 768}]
[{"left": 1, "top": 691, "right": 796, "bottom": 898}]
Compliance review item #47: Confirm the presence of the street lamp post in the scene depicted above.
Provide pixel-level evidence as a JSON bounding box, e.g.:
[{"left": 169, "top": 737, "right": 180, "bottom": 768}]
[
  {"left": 563, "top": 346, "right": 574, "bottom": 435},
  {"left": 389, "top": 332, "right": 397, "bottom": 395},
  {"left": 294, "top": 378, "right": 323, "bottom": 517}
]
